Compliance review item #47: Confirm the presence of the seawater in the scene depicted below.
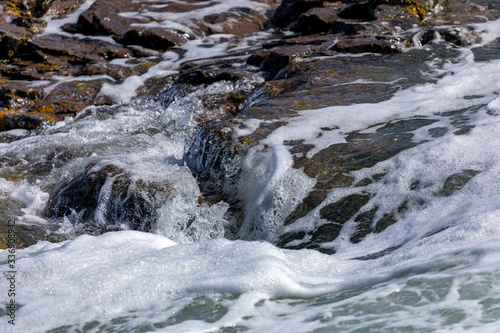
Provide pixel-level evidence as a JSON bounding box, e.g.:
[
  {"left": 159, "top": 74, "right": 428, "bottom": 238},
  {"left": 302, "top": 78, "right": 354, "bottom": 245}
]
[{"left": 2, "top": 1, "right": 500, "bottom": 332}]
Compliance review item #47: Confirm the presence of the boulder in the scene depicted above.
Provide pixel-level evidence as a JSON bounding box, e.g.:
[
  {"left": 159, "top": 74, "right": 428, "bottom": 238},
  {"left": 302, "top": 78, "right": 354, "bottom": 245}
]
[
  {"left": 0, "top": 23, "right": 34, "bottom": 59},
  {"left": 117, "top": 27, "right": 189, "bottom": 50},
  {"left": 332, "top": 37, "right": 398, "bottom": 54},
  {"left": 273, "top": 0, "right": 326, "bottom": 27},
  {"left": 203, "top": 7, "right": 268, "bottom": 35},
  {"left": 30, "top": 34, "right": 133, "bottom": 63},
  {"left": 76, "top": 0, "right": 145, "bottom": 37},
  {"left": 44, "top": 163, "right": 174, "bottom": 232},
  {"left": 28, "top": 79, "right": 112, "bottom": 121}
]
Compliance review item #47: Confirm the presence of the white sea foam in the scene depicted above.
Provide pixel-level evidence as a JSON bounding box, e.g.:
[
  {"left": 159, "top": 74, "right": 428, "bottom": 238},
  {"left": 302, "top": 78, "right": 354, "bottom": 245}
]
[{"left": 2, "top": 231, "right": 500, "bottom": 332}]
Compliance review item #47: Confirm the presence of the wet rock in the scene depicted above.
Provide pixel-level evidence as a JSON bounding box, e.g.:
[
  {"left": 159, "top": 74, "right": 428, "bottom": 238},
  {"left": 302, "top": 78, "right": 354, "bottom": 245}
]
[
  {"left": 118, "top": 27, "right": 189, "bottom": 50},
  {"left": 0, "top": 128, "right": 31, "bottom": 143},
  {"left": 0, "top": 79, "right": 44, "bottom": 111},
  {"left": 338, "top": 0, "right": 377, "bottom": 21},
  {"left": 273, "top": 0, "right": 326, "bottom": 27},
  {"left": 44, "top": 163, "right": 174, "bottom": 232},
  {"left": 179, "top": 66, "right": 255, "bottom": 86},
  {"left": 332, "top": 37, "right": 399, "bottom": 54},
  {"left": 30, "top": 34, "right": 133, "bottom": 63},
  {"left": 81, "top": 61, "right": 150, "bottom": 80},
  {"left": 260, "top": 45, "right": 312, "bottom": 77},
  {"left": 291, "top": 6, "right": 341, "bottom": 34},
  {"left": 0, "top": 222, "right": 39, "bottom": 249},
  {"left": 436, "top": 26, "right": 481, "bottom": 46},
  {"left": 203, "top": 7, "right": 268, "bottom": 35},
  {"left": 29, "top": 79, "right": 112, "bottom": 121},
  {"left": 0, "top": 57, "right": 79, "bottom": 81},
  {"left": 74, "top": 0, "right": 268, "bottom": 41},
  {"left": 11, "top": 16, "right": 47, "bottom": 33},
  {"left": 437, "top": 169, "right": 480, "bottom": 197},
  {"left": 43, "top": 0, "right": 87, "bottom": 17},
  {"left": 0, "top": 111, "right": 46, "bottom": 131},
  {"left": 320, "top": 193, "right": 372, "bottom": 223},
  {"left": 135, "top": 74, "right": 177, "bottom": 97},
  {"left": 1, "top": 0, "right": 85, "bottom": 19},
  {"left": 374, "top": 4, "right": 420, "bottom": 30},
  {"left": 76, "top": 0, "right": 145, "bottom": 37},
  {"left": 185, "top": 125, "right": 245, "bottom": 199},
  {"left": 0, "top": 23, "right": 34, "bottom": 59}
]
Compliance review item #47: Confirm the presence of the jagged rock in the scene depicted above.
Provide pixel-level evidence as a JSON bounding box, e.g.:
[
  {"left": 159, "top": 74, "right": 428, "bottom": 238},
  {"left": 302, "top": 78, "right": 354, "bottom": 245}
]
[
  {"left": 338, "top": 0, "right": 377, "bottom": 21},
  {"left": 30, "top": 34, "right": 133, "bottom": 63},
  {"left": 75, "top": 0, "right": 269, "bottom": 42},
  {"left": 44, "top": 163, "right": 175, "bottom": 232},
  {"left": 179, "top": 66, "right": 252, "bottom": 85},
  {"left": 332, "top": 36, "right": 398, "bottom": 53},
  {"left": 437, "top": 26, "right": 481, "bottom": 46},
  {"left": 273, "top": 0, "right": 326, "bottom": 27},
  {"left": 0, "top": 111, "right": 46, "bottom": 131},
  {"left": 0, "top": 57, "right": 79, "bottom": 81},
  {"left": 11, "top": 16, "right": 47, "bottom": 33},
  {"left": 260, "top": 45, "right": 312, "bottom": 77},
  {"left": 0, "top": 79, "right": 44, "bottom": 110},
  {"left": 291, "top": 6, "right": 341, "bottom": 34},
  {"left": 1, "top": 0, "right": 86, "bottom": 18},
  {"left": 375, "top": 4, "right": 420, "bottom": 30},
  {"left": 118, "top": 27, "right": 189, "bottom": 50},
  {"left": 203, "top": 7, "right": 268, "bottom": 35},
  {"left": 82, "top": 61, "right": 150, "bottom": 80},
  {"left": 29, "top": 79, "right": 112, "bottom": 121},
  {"left": 43, "top": 0, "right": 87, "bottom": 16},
  {"left": 0, "top": 23, "right": 34, "bottom": 59}
]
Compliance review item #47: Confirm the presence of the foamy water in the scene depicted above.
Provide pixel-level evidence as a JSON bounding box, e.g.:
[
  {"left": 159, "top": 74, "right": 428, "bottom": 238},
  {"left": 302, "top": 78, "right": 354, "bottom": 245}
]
[{"left": 2, "top": 1, "right": 500, "bottom": 332}]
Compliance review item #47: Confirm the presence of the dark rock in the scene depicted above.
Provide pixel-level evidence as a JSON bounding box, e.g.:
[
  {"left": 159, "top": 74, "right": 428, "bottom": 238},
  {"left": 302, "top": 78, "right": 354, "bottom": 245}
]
[
  {"left": 437, "top": 26, "right": 481, "bottom": 46},
  {"left": 332, "top": 37, "right": 398, "bottom": 54},
  {"left": 0, "top": 111, "right": 46, "bottom": 131},
  {"left": 43, "top": 0, "right": 87, "bottom": 17},
  {"left": 203, "top": 7, "right": 267, "bottom": 35},
  {"left": 118, "top": 27, "right": 189, "bottom": 50},
  {"left": 11, "top": 16, "right": 47, "bottom": 33},
  {"left": 260, "top": 45, "right": 312, "bottom": 77},
  {"left": 179, "top": 66, "right": 251, "bottom": 85},
  {"left": 273, "top": 0, "right": 326, "bottom": 27},
  {"left": 76, "top": 0, "right": 145, "bottom": 37},
  {"left": 30, "top": 34, "right": 133, "bottom": 63},
  {"left": 0, "top": 79, "right": 44, "bottom": 109},
  {"left": 329, "top": 18, "right": 367, "bottom": 35},
  {"left": 135, "top": 74, "right": 177, "bottom": 97},
  {"left": 0, "top": 23, "right": 34, "bottom": 59},
  {"left": 44, "top": 163, "right": 175, "bottom": 232},
  {"left": 0, "top": 57, "right": 79, "bottom": 81},
  {"left": 437, "top": 169, "right": 480, "bottom": 197},
  {"left": 351, "top": 207, "right": 378, "bottom": 243},
  {"left": 338, "top": 0, "right": 377, "bottom": 21},
  {"left": 2, "top": 0, "right": 86, "bottom": 19},
  {"left": 247, "top": 49, "right": 270, "bottom": 68},
  {"left": 82, "top": 61, "right": 150, "bottom": 80},
  {"left": 28, "top": 79, "right": 111, "bottom": 121},
  {"left": 320, "top": 193, "right": 372, "bottom": 223},
  {"left": 374, "top": 4, "right": 421, "bottom": 31},
  {"left": 291, "top": 6, "right": 341, "bottom": 34}
]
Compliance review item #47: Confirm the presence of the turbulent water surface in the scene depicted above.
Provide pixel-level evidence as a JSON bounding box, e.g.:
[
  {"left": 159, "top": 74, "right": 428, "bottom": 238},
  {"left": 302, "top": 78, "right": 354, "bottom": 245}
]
[{"left": 3, "top": 1, "right": 500, "bottom": 332}]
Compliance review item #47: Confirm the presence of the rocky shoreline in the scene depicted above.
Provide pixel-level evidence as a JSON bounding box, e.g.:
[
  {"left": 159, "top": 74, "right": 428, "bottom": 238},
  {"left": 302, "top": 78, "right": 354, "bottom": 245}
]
[{"left": 1, "top": 0, "right": 500, "bottom": 249}]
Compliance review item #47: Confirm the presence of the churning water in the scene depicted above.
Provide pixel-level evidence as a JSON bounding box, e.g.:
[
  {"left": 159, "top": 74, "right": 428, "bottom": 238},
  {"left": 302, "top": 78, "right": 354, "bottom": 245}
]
[{"left": 3, "top": 1, "right": 500, "bottom": 332}]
